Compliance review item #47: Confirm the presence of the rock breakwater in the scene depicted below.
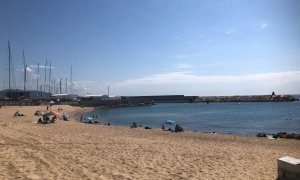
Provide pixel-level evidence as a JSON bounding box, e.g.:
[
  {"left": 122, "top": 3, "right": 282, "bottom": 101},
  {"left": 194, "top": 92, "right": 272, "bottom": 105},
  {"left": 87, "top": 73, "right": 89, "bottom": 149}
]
[{"left": 195, "top": 95, "right": 298, "bottom": 103}]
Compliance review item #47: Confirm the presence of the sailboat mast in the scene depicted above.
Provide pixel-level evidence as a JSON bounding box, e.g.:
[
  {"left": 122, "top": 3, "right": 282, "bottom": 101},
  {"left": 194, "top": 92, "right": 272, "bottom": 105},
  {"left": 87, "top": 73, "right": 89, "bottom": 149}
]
[
  {"left": 48, "top": 61, "right": 51, "bottom": 94},
  {"left": 37, "top": 62, "right": 39, "bottom": 100},
  {"left": 70, "top": 65, "right": 72, "bottom": 93},
  {"left": 59, "top": 78, "right": 62, "bottom": 94},
  {"left": 53, "top": 79, "right": 56, "bottom": 94},
  {"left": 65, "top": 78, "right": 68, "bottom": 94},
  {"left": 44, "top": 59, "right": 47, "bottom": 98},
  {"left": 23, "top": 50, "right": 26, "bottom": 98},
  {"left": 8, "top": 41, "right": 11, "bottom": 92}
]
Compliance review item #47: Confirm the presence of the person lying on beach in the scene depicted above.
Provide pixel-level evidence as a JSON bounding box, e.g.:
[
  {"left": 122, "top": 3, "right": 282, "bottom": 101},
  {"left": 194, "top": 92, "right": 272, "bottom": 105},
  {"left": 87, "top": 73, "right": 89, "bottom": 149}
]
[
  {"left": 14, "top": 111, "right": 19, "bottom": 117},
  {"left": 13, "top": 111, "right": 25, "bottom": 117}
]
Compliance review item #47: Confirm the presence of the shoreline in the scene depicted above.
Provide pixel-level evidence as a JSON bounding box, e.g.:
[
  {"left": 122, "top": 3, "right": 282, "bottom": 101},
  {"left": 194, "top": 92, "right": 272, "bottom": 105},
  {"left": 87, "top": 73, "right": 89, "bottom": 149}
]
[
  {"left": 81, "top": 102, "right": 300, "bottom": 138},
  {"left": 1, "top": 105, "right": 299, "bottom": 179}
]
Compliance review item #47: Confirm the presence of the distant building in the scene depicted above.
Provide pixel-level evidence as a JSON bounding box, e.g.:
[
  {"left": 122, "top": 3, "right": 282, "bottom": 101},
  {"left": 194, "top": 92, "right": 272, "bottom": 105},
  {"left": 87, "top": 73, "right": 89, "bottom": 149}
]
[
  {"left": 81, "top": 94, "right": 121, "bottom": 101},
  {"left": 50, "top": 94, "right": 80, "bottom": 101}
]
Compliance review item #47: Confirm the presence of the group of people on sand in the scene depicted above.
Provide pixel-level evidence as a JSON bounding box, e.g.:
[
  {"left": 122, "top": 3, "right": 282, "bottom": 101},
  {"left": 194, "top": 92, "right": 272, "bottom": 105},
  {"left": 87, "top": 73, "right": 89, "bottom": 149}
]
[
  {"left": 37, "top": 114, "right": 57, "bottom": 124},
  {"left": 130, "top": 122, "right": 142, "bottom": 128},
  {"left": 128, "top": 122, "right": 184, "bottom": 132},
  {"left": 161, "top": 124, "right": 184, "bottom": 132}
]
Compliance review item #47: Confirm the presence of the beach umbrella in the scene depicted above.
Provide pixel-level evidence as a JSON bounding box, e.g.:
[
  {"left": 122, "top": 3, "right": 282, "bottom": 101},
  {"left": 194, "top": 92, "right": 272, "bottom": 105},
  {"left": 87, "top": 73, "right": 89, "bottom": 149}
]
[
  {"left": 83, "top": 117, "right": 94, "bottom": 123},
  {"left": 84, "top": 117, "right": 94, "bottom": 120},
  {"left": 165, "top": 120, "right": 175, "bottom": 129},
  {"left": 165, "top": 120, "right": 175, "bottom": 125}
]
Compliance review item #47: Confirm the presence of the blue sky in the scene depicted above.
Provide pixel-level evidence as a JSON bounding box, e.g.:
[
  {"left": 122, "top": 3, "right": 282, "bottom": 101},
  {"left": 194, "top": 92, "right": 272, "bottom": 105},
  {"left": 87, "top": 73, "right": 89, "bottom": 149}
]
[{"left": 0, "top": 0, "right": 299, "bottom": 96}]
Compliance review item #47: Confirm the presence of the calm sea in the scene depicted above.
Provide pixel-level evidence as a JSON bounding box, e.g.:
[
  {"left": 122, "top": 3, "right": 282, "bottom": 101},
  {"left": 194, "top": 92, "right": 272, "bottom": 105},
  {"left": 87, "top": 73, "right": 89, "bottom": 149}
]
[{"left": 85, "top": 101, "right": 300, "bottom": 136}]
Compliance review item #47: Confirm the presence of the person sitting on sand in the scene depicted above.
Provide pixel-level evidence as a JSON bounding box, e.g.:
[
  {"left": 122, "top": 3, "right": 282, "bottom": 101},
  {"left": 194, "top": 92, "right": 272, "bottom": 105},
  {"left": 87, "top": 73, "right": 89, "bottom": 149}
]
[
  {"left": 14, "top": 111, "right": 20, "bottom": 117},
  {"left": 34, "top": 111, "right": 40, "bottom": 116},
  {"left": 42, "top": 114, "right": 50, "bottom": 123},
  {"left": 175, "top": 124, "right": 184, "bottom": 132},
  {"left": 130, "top": 122, "right": 137, "bottom": 128},
  {"left": 50, "top": 116, "right": 57, "bottom": 123},
  {"left": 37, "top": 118, "right": 44, "bottom": 124},
  {"left": 13, "top": 111, "right": 25, "bottom": 117},
  {"left": 162, "top": 124, "right": 165, "bottom": 130}
]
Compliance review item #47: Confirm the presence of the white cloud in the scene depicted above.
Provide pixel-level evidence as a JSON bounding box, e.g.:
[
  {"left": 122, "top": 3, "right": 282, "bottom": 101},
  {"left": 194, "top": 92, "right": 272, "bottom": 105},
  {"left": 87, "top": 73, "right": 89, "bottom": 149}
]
[
  {"left": 199, "top": 63, "right": 223, "bottom": 68},
  {"left": 116, "top": 71, "right": 194, "bottom": 86},
  {"left": 174, "top": 63, "right": 193, "bottom": 70},
  {"left": 70, "top": 81, "right": 111, "bottom": 95},
  {"left": 110, "top": 70, "right": 300, "bottom": 95},
  {"left": 29, "top": 65, "right": 55, "bottom": 69},
  {"left": 26, "top": 66, "right": 34, "bottom": 72},
  {"left": 175, "top": 54, "right": 189, "bottom": 59},
  {"left": 226, "top": 29, "right": 235, "bottom": 35},
  {"left": 260, "top": 23, "right": 268, "bottom": 30},
  {"left": 18, "top": 66, "right": 34, "bottom": 72}
]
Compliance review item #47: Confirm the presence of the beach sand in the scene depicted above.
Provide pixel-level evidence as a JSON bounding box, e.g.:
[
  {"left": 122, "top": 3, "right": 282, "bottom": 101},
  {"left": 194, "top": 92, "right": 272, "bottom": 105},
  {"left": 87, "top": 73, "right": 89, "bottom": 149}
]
[{"left": 0, "top": 105, "right": 299, "bottom": 179}]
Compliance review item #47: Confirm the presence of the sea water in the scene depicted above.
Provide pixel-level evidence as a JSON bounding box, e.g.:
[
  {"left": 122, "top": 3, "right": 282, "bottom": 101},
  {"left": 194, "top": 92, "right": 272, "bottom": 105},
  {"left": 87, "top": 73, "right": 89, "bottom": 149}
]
[{"left": 85, "top": 101, "right": 300, "bottom": 136}]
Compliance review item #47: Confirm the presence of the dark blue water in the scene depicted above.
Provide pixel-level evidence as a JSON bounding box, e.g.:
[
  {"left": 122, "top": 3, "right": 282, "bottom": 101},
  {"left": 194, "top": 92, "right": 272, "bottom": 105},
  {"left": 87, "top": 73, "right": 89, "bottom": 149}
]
[{"left": 85, "top": 102, "right": 300, "bottom": 136}]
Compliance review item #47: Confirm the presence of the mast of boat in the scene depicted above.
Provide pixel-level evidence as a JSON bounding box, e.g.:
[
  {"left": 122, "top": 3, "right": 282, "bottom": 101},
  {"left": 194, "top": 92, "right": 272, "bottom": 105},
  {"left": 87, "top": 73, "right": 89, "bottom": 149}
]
[
  {"left": 108, "top": 86, "right": 110, "bottom": 97},
  {"left": 70, "top": 65, "right": 72, "bottom": 93},
  {"left": 23, "top": 50, "right": 27, "bottom": 98},
  {"left": 36, "top": 62, "right": 39, "bottom": 100},
  {"left": 59, "top": 78, "right": 62, "bottom": 94},
  {"left": 65, "top": 77, "right": 68, "bottom": 94},
  {"left": 44, "top": 59, "right": 47, "bottom": 98},
  {"left": 48, "top": 61, "right": 51, "bottom": 95},
  {"left": 8, "top": 41, "right": 11, "bottom": 92},
  {"left": 53, "top": 79, "right": 56, "bottom": 94}
]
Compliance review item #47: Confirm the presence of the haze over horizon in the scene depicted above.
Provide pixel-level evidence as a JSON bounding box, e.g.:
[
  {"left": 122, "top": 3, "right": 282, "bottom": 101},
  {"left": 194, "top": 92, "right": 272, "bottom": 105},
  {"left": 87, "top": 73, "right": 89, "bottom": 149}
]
[{"left": 0, "top": 0, "right": 300, "bottom": 96}]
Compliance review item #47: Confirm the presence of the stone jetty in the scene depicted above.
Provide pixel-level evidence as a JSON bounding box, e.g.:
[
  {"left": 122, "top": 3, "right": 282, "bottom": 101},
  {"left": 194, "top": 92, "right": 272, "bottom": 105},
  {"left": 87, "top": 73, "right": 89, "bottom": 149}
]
[{"left": 194, "top": 95, "right": 298, "bottom": 103}]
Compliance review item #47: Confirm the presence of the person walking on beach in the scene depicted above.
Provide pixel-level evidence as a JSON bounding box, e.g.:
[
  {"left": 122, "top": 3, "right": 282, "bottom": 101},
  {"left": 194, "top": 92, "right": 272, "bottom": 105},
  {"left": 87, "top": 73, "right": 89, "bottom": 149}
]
[{"left": 80, "top": 114, "right": 83, "bottom": 122}]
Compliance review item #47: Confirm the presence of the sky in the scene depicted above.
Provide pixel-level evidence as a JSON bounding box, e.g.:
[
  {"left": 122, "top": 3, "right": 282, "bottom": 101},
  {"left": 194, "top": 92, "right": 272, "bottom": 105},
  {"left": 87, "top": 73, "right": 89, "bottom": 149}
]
[{"left": 0, "top": 0, "right": 300, "bottom": 96}]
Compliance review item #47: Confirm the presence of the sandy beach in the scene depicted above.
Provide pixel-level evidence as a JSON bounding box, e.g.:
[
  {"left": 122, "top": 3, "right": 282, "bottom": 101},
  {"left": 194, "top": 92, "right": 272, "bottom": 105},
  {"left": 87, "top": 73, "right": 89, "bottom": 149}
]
[{"left": 0, "top": 105, "right": 299, "bottom": 179}]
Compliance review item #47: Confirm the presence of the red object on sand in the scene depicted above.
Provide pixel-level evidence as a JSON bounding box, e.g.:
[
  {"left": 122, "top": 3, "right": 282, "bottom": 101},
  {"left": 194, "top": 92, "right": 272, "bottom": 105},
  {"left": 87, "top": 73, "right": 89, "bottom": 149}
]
[{"left": 51, "top": 111, "right": 61, "bottom": 116}]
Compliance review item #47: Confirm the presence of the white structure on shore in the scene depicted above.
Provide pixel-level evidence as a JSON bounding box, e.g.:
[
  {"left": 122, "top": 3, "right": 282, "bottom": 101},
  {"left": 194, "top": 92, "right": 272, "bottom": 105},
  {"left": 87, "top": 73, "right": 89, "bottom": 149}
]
[{"left": 83, "top": 94, "right": 121, "bottom": 100}]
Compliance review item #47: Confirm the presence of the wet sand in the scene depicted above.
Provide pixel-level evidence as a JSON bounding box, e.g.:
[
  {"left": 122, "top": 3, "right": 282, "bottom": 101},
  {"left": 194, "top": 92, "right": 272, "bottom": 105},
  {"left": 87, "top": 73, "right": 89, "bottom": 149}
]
[{"left": 0, "top": 105, "right": 299, "bottom": 179}]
